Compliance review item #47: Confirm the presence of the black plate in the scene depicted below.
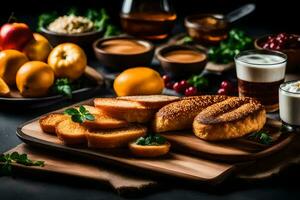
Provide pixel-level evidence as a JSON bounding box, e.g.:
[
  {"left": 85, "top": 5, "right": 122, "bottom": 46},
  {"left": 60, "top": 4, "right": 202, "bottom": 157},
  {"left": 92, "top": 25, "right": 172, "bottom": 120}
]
[
  {"left": 0, "top": 66, "right": 105, "bottom": 109},
  {"left": 0, "top": 86, "right": 103, "bottom": 109}
]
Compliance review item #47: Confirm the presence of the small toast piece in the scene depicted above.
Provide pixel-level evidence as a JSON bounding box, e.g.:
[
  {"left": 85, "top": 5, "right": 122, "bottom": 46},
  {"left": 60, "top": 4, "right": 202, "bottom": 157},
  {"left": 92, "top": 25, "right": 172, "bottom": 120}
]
[
  {"left": 83, "top": 114, "right": 129, "bottom": 129},
  {"left": 94, "top": 98, "right": 156, "bottom": 123},
  {"left": 85, "top": 125, "right": 147, "bottom": 148},
  {"left": 80, "top": 105, "right": 102, "bottom": 115},
  {"left": 129, "top": 142, "right": 171, "bottom": 157},
  {"left": 153, "top": 95, "right": 229, "bottom": 132},
  {"left": 39, "top": 114, "right": 69, "bottom": 134},
  {"left": 193, "top": 97, "right": 266, "bottom": 141},
  {"left": 117, "top": 95, "right": 180, "bottom": 108},
  {"left": 78, "top": 105, "right": 130, "bottom": 129},
  {"left": 56, "top": 119, "right": 87, "bottom": 145}
]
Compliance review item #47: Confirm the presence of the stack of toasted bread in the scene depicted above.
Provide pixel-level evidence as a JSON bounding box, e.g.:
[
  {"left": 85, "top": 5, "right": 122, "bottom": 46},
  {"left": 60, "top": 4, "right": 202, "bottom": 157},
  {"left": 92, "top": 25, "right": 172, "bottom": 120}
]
[
  {"left": 39, "top": 95, "right": 179, "bottom": 149},
  {"left": 39, "top": 94, "right": 266, "bottom": 155}
]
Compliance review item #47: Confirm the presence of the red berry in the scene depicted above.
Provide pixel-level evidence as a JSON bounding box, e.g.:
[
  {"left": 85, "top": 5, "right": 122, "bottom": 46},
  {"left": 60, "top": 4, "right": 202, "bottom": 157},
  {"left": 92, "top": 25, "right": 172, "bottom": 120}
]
[
  {"left": 162, "top": 75, "right": 171, "bottom": 84},
  {"left": 179, "top": 80, "right": 190, "bottom": 90},
  {"left": 185, "top": 86, "right": 198, "bottom": 96},
  {"left": 173, "top": 82, "right": 182, "bottom": 93},
  {"left": 217, "top": 88, "right": 227, "bottom": 95},
  {"left": 263, "top": 43, "right": 269, "bottom": 49},
  {"left": 269, "top": 42, "right": 275, "bottom": 49},
  {"left": 165, "top": 82, "right": 174, "bottom": 89},
  {"left": 220, "top": 80, "right": 232, "bottom": 90}
]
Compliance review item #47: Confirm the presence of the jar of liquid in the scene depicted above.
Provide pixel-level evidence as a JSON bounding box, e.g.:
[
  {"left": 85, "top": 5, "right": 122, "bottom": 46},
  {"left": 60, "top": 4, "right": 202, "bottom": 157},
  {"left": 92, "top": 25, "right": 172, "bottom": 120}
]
[{"left": 120, "top": 0, "right": 177, "bottom": 40}]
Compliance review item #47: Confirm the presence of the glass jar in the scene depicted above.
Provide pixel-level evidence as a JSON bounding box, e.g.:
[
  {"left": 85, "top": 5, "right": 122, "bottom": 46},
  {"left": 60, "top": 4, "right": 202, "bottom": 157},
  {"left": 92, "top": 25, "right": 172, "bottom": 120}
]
[{"left": 120, "top": 0, "right": 176, "bottom": 40}]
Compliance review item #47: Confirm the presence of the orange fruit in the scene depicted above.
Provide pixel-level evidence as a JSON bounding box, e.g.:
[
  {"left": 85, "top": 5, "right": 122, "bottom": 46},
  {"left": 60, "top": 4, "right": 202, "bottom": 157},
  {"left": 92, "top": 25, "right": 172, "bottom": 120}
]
[
  {"left": 23, "top": 33, "right": 52, "bottom": 62},
  {"left": 48, "top": 43, "right": 86, "bottom": 80},
  {"left": 114, "top": 67, "right": 164, "bottom": 96},
  {"left": 0, "top": 77, "right": 10, "bottom": 97},
  {"left": 0, "top": 50, "right": 28, "bottom": 86},
  {"left": 16, "top": 61, "right": 55, "bottom": 97}
]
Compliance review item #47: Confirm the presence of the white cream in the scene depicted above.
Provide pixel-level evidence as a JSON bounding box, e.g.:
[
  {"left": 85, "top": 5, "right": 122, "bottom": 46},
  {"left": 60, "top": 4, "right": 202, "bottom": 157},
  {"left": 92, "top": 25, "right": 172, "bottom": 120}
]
[
  {"left": 281, "top": 81, "right": 300, "bottom": 93},
  {"left": 235, "top": 54, "right": 286, "bottom": 83},
  {"left": 279, "top": 81, "right": 300, "bottom": 126}
]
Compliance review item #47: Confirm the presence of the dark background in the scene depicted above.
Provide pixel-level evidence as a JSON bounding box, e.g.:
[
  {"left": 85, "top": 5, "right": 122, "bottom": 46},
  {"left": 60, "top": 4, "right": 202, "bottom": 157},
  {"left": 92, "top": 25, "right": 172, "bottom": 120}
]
[
  {"left": 1, "top": 0, "right": 300, "bottom": 199},
  {"left": 0, "top": 0, "right": 298, "bottom": 34}
]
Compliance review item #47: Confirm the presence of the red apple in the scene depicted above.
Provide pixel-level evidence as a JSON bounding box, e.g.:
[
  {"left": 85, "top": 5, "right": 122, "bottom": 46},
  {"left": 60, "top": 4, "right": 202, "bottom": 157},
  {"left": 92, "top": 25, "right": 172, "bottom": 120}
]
[{"left": 0, "top": 23, "right": 34, "bottom": 50}]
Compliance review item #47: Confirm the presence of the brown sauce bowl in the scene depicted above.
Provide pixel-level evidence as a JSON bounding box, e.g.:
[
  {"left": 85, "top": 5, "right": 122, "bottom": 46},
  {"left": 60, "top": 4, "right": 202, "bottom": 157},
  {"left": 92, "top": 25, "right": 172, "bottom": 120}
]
[
  {"left": 156, "top": 45, "right": 207, "bottom": 78},
  {"left": 93, "top": 36, "right": 154, "bottom": 71},
  {"left": 184, "top": 14, "right": 229, "bottom": 45}
]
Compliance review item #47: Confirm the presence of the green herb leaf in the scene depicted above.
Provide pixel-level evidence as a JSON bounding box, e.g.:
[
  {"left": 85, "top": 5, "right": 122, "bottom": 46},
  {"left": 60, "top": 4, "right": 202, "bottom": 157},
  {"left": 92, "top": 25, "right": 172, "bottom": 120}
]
[
  {"left": 79, "top": 105, "right": 86, "bottom": 113},
  {"left": 67, "top": 7, "right": 78, "bottom": 16},
  {"left": 64, "top": 106, "right": 95, "bottom": 124},
  {"left": 248, "top": 130, "right": 273, "bottom": 145},
  {"left": 10, "top": 152, "right": 19, "bottom": 160},
  {"left": 104, "top": 25, "right": 121, "bottom": 38},
  {"left": 85, "top": 114, "right": 95, "bottom": 121},
  {"left": 37, "top": 12, "right": 58, "bottom": 32},
  {"left": 188, "top": 75, "right": 209, "bottom": 91},
  {"left": 71, "top": 115, "right": 85, "bottom": 123},
  {"left": 52, "top": 78, "right": 73, "bottom": 98},
  {"left": 208, "top": 29, "right": 253, "bottom": 64},
  {"left": 64, "top": 108, "right": 80, "bottom": 115},
  {"left": 176, "top": 36, "right": 193, "bottom": 45},
  {"left": 135, "top": 134, "right": 167, "bottom": 146},
  {"left": 0, "top": 152, "right": 45, "bottom": 175},
  {"left": 136, "top": 137, "right": 146, "bottom": 145},
  {"left": 33, "top": 161, "right": 45, "bottom": 167}
]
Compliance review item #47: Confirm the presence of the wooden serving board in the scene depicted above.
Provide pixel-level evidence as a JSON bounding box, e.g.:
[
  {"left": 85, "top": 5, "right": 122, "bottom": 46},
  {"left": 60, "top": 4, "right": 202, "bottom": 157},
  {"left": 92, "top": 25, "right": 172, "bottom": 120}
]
[
  {"left": 17, "top": 120, "right": 234, "bottom": 184},
  {"left": 162, "top": 119, "right": 295, "bottom": 162},
  {"left": 5, "top": 144, "right": 157, "bottom": 194},
  {"left": 15, "top": 99, "right": 295, "bottom": 184}
]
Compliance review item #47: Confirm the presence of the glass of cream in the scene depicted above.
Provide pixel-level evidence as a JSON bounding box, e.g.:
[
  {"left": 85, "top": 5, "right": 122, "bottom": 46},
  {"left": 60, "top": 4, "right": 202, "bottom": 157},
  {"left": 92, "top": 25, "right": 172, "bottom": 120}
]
[{"left": 279, "top": 80, "right": 300, "bottom": 126}]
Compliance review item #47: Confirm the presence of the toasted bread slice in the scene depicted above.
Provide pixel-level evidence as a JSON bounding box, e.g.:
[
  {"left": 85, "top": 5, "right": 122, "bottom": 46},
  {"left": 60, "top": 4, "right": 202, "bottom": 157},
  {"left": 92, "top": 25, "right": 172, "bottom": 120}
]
[
  {"left": 83, "top": 114, "right": 129, "bottom": 129},
  {"left": 56, "top": 119, "right": 87, "bottom": 145},
  {"left": 85, "top": 125, "right": 147, "bottom": 148},
  {"left": 129, "top": 142, "right": 171, "bottom": 157},
  {"left": 77, "top": 105, "right": 102, "bottom": 115},
  {"left": 193, "top": 97, "right": 266, "bottom": 140},
  {"left": 94, "top": 98, "right": 156, "bottom": 123},
  {"left": 117, "top": 95, "right": 180, "bottom": 108},
  {"left": 39, "top": 114, "right": 69, "bottom": 134},
  {"left": 76, "top": 105, "right": 129, "bottom": 129},
  {"left": 153, "top": 95, "right": 229, "bottom": 132}
]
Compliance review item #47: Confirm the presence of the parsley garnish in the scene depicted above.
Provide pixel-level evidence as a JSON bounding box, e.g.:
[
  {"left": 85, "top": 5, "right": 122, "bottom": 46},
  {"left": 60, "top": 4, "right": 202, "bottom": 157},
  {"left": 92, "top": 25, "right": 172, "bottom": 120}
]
[
  {"left": 248, "top": 130, "right": 273, "bottom": 145},
  {"left": 136, "top": 134, "right": 167, "bottom": 146},
  {"left": 52, "top": 78, "right": 73, "bottom": 98},
  {"left": 188, "top": 75, "right": 209, "bottom": 91},
  {"left": 64, "top": 105, "right": 95, "bottom": 124},
  {"left": 0, "top": 152, "right": 45, "bottom": 175}
]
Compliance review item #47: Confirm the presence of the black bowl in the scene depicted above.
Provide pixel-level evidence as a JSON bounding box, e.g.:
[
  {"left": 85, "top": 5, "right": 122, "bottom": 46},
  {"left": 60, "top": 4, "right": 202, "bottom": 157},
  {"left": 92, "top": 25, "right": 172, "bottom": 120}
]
[
  {"left": 156, "top": 44, "right": 207, "bottom": 79},
  {"left": 40, "top": 26, "right": 103, "bottom": 54},
  {"left": 93, "top": 36, "right": 154, "bottom": 71}
]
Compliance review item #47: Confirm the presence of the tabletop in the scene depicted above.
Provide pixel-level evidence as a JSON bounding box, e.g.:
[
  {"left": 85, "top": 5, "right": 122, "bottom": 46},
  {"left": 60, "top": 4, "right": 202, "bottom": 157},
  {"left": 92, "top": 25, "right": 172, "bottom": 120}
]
[
  {"left": 1, "top": 1, "right": 300, "bottom": 198},
  {"left": 1, "top": 63, "right": 300, "bottom": 200}
]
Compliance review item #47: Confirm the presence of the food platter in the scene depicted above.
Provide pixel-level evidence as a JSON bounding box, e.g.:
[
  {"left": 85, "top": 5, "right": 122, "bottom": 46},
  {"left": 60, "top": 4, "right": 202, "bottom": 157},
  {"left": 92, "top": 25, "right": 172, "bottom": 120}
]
[
  {"left": 0, "top": 67, "right": 104, "bottom": 109},
  {"left": 16, "top": 98, "right": 295, "bottom": 183}
]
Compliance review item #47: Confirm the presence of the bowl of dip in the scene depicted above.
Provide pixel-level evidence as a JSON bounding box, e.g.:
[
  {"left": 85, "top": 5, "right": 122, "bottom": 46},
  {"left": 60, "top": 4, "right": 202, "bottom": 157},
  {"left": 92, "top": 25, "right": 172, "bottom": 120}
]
[
  {"left": 279, "top": 80, "right": 300, "bottom": 126},
  {"left": 156, "top": 45, "right": 207, "bottom": 78},
  {"left": 40, "top": 15, "right": 104, "bottom": 53},
  {"left": 93, "top": 36, "right": 154, "bottom": 70}
]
